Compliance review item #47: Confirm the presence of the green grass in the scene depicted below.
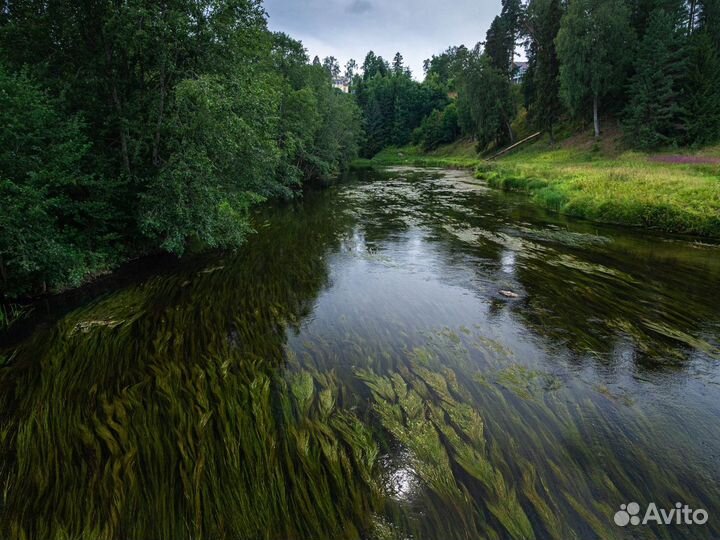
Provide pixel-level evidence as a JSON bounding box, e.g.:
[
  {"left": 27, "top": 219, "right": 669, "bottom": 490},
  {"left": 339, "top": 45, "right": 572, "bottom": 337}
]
[
  {"left": 351, "top": 142, "right": 480, "bottom": 170},
  {"left": 354, "top": 136, "right": 720, "bottom": 238},
  {"left": 481, "top": 139, "right": 720, "bottom": 237}
]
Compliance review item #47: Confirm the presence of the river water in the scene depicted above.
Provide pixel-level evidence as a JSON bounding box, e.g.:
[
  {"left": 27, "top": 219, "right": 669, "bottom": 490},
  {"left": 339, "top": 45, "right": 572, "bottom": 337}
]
[{"left": 2, "top": 167, "right": 720, "bottom": 539}]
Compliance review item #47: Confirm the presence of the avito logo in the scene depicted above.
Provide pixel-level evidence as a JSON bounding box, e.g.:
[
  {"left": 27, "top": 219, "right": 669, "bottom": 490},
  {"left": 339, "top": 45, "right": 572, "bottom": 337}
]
[{"left": 614, "top": 502, "right": 708, "bottom": 527}]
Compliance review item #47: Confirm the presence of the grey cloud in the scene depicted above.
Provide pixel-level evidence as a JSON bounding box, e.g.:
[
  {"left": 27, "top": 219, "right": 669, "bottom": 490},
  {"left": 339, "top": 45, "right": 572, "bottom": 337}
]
[
  {"left": 347, "top": 0, "right": 372, "bottom": 14},
  {"left": 263, "top": 0, "right": 504, "bottom": 79}
]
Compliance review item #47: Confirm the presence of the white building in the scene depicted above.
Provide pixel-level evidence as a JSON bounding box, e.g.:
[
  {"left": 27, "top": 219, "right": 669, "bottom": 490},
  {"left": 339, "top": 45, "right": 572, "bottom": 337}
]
[
  {"left": 332, "top": 77, "right": 350, "bottom": 93},
  {"left": 512, "top": 62, "right": 529, "bottom": 85}
]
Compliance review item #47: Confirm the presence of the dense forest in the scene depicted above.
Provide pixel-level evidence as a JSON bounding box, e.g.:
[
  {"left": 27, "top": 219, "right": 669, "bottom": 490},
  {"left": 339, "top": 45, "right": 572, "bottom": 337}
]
[
  {"left": 1, "top": 0, "right": 719, "bottom": 299},
  {"left": 0, "top": 0, "right": 363, "bottom": 298},
  {"left": 350, "top": 0, "right": 719, "bottom": 154}
]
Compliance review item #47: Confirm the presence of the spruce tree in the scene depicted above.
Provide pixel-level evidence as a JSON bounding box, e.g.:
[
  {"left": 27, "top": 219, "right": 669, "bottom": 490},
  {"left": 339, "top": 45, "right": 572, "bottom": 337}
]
[
  {"left": 485, "top": 16, "right": 512, "bottom": 74},
  {"left": 392, "top": 52, "right": 405, "bottom": 75},
  {"left": 501, "top": 0, "right": 525, "bottom": 73},
  {"left": 697, "top": 0, "right": 720, "bottom": 47},
  {"left": 526, "top": 0, "right": 564, "bottom": 142},
  {"left": 684, "top": 31, "right": 720, "bottom": 144},
  {"left": 624, "top": 9, "right": 686, "bottom": 148}
]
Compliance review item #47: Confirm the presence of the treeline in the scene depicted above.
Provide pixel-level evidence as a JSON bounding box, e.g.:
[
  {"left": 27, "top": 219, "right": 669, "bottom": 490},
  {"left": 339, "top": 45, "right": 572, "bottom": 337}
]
[
  {"left": 0, "top": 0, "right": 362, "bottom": 298},
  {"left": 350, "top": 53, "right": 449, "bottom": 156},
  {"left": 354, "top": 0, "right": 720, "bottom": 153}
]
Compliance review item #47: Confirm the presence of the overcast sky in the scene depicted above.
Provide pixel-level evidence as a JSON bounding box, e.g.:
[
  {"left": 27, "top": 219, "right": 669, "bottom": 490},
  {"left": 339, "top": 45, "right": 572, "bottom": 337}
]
[{"left": 263, "top": 0, "right": 503, "bottom": 80}]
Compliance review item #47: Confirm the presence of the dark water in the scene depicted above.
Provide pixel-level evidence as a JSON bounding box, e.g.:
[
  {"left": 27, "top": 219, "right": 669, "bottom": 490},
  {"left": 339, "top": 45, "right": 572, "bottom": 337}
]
[{"left": 2, "top": 167, "right": 720, "bottom": 540}]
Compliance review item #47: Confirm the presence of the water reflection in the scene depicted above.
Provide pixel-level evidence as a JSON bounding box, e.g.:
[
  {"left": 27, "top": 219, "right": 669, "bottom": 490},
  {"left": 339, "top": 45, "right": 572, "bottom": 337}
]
[{"left": 1, "top": 167, "right": 720, "bottom": 539}]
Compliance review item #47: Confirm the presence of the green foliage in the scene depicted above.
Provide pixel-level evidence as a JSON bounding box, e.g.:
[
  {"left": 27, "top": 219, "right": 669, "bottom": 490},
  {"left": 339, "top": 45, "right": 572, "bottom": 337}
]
[
  {"left": 683, "top": 31, "right": 720, "bottom": 145},
  {"left": 0, "top": 2, "right": 363, "bottom": 297},
  {"left": 0, "top": 66, "right": 120, "bottom": 296},
  {"left": 413, "top": 103, "right": 461, "bottom": 151},
  {"left": 484, "top": 16, "right": 513, "bottom": 74},
  {"left": 354, "top": 53, "right": 447, "bottom": 157},
  {"left": 141, "top": 72, "right": 281, "bottom": 255},
  {"left": 525, "top": 0, "right": 564, "bottom": 140},
  {"left": 456, "top": 52, "right": 516, "bottom": 149},
  {"left": 556, "top": 0, "right": 636, "bottom": 135},
  {"left": 623, "top": 9, "right": 687, "bottom": 149},
  {"left": 423, "top": 45, "right": 469, "bottom": 91}
]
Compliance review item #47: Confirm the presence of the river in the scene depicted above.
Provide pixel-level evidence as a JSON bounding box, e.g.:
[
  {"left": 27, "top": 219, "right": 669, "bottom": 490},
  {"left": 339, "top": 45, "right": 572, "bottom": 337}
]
[{"left": 2, "top": 167, "right": 720, "bottom": 539}]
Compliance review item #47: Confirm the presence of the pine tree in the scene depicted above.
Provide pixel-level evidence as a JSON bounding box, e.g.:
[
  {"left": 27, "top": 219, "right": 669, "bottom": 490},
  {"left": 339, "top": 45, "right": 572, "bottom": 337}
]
[
  {"left": 624, "top": 10, "right": 686, "bottom": 148},
  {"left": 392, "top": 52, "right": 405, "bottom": 75},
  {"left": 629, "top": 0, "right": 687, "bottom": 37},
  {"left": 526, "top": 0, "right": 564, "bottom": 142},
  {"left": 485, "top": 16, "right": 512, "bottom": 74},
  {"left": 363, "top": 98, "right": 387, "bottom": 157},
  {"left": 683, "top": 31, "right": 720, "bottom": 144},
  {"left": 501, "top": 0, "right": 525, "bottom": 73},
  {"left": 697, "top": 0, "right": 720, "bottom": 47}
]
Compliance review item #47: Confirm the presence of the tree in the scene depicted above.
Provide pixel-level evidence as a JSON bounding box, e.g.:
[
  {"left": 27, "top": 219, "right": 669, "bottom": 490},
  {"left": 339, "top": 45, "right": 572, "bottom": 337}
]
[
  {"left": 501, "top": 0, "right": 525, "bottom": 72},
  {"left": 392, "top": 52, "right": 405, "bottom": 75},
  {"left": 322, "top": 56, "right": 341, "bottom": 79},
  {"left": 0, "top": 0, "right": 364, "bottom": 296},
  {"left": 556, "top": 0, "right": 636, "bottom": 137},
  {"left": 413, "top": 103, "right": 460, "bottom": 150},
  {"left": 624, "top": 9, "right": 686, "bottom": 148},
  {"left": 683, "top": 31, "right": 720, "bottom": 144},
  {"left": 362, "top": 51, "right": 389, "bottom": 79},
  {"left": 344, "top": 59, "right": 358, "bottom": 79},
  {"left": 525, "top": 0, "right": 564, "bottom": 141},
  {"left": 485, "top": 16, "right": 512, "bottom": 74},
  {"left": 0, "top": 66, "right": 113, "bottom": 295},
  {"left": 353, "top": 49, "right": 448, "bottom": 156},
  {"left": 423, "top": 45, "right": 469, "bottom": 91},
  {"left": 456, "top": 49, "right": 516, "bottom": 148},
  {"left": 696, "top": 0, "right": 720, "bottom": 46}
]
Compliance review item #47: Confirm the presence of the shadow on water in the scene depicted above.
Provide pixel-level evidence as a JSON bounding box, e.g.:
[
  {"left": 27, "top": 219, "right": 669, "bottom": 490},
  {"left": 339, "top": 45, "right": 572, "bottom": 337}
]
[{"left": 1, "top": 167, "right": 720, "bottom": 539}]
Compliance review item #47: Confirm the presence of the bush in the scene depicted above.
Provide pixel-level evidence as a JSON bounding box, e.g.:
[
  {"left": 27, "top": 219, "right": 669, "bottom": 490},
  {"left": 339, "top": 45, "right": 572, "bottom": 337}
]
[
  {"left": 414, "top": 103, "right": 461, "bottom": 151},
  {"left": 0, "top": 67, "right": 118, "bottom": 296}
]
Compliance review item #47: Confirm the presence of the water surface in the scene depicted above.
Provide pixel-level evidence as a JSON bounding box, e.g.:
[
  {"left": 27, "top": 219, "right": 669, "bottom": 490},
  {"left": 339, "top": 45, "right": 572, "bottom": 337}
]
[{"left": 2, "top": 167, "right": 720, "bottom": 539}]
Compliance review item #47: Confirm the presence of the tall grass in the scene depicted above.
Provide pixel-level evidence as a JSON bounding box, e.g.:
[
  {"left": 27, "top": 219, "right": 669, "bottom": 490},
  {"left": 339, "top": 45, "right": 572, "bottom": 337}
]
[
  {"left": 479, "top": 147, "right": 720, "bottom": 237},
  {"left": 0, "top": 303, "right": 32, "bottom": 331}
]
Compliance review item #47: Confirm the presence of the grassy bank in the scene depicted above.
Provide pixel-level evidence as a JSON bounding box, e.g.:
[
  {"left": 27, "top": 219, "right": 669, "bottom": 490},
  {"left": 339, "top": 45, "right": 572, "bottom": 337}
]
[
  {"left": 351, "top": 140, "right": 480, "bottom": 169},
  {"left": 353, "top": 133, "right": 720, "bottom": 238}
]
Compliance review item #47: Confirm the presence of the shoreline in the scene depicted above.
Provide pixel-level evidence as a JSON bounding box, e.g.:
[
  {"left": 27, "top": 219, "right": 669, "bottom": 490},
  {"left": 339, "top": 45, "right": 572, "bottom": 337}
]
[{"left": 352, "top": 138, "right": 720, "bottom": 239}]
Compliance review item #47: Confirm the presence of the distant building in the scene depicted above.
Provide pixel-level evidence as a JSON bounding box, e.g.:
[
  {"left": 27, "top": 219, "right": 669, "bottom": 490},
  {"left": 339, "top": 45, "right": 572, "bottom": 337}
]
[
  {"left": 512, "top": 62, "right": 529, "bottom": 85},
  {"left": 332, "top": 77, "right": 350, "bottom": 93}
]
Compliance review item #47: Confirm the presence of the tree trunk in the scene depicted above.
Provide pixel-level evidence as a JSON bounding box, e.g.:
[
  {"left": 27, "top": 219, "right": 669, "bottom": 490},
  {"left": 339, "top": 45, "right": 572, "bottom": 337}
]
[
  {"left": 688, "top": 0, "right": 697, "bottom": 35},
  {"left": 593, "top": 95, "right": 601, "bottom": 139}
]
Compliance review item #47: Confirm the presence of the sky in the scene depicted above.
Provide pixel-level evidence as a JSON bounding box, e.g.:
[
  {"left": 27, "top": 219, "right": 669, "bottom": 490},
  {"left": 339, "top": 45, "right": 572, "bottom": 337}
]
[{"left": 262, "top": 0, "right": 503, "bottom": 80}]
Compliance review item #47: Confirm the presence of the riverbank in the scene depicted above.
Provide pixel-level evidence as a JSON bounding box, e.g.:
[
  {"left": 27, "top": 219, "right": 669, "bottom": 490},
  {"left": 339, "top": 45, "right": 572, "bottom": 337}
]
[{"left": 353, "top": 134, "right": 720, "bottom": 238}]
